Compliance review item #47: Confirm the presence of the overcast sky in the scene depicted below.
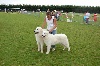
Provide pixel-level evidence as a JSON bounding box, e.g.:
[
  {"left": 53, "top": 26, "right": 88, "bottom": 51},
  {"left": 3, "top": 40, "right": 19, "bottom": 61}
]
[{"left": 0, "top": 0, "right": 99, "bottom": 6}]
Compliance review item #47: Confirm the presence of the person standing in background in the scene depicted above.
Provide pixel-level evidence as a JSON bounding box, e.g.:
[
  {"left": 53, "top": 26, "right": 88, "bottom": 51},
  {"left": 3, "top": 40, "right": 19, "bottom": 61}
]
[
  {"left": 93, "top": 13, "right": 97, "bottom": 22},
  {"left": 85, "top": 11, "right": 90, "bottom": 24}
]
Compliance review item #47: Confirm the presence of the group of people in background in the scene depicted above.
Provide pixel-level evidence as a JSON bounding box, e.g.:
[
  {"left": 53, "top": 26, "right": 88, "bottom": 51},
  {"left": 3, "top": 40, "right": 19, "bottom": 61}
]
[
  {"left": 83, "top": 11, "right": 98, "bottom": 24},
  {"left": 47, "top": 9, "right": 75, "bottom": 22},
  {"left": 65, "top": 12, "right": 74, "bottom": 22},
  {"left": 47, "top": 9, "right": 61, "bottom": 21},
  {"left": 47, "top": 9, "right": 98, "bottom": 24}
]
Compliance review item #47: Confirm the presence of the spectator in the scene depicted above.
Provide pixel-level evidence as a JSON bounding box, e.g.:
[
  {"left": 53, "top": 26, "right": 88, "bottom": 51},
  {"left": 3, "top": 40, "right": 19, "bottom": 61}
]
[
  {"left": 93, "top": 13, "right": 97, "bottom": 22},
  {"left": 85, "top": 11, "right": 90, "bottom": 24}
]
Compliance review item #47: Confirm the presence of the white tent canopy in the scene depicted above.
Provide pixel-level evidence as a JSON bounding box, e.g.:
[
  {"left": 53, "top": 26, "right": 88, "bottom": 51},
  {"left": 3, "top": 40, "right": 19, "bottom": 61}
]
[{"left": 10, "top": 8, "right": 20, "bottom": 9}]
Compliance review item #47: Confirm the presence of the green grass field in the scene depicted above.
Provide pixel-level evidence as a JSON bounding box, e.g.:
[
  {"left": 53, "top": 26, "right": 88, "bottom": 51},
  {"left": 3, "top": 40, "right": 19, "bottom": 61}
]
[{"left": 0, "top": 12, "right": 100, "bottom": 66}]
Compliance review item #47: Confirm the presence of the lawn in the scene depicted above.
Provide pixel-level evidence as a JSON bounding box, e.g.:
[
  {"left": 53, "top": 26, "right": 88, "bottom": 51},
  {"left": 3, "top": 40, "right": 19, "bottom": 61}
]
[{"left": 0, "top": 12, "right": 100, "bottom": 66}]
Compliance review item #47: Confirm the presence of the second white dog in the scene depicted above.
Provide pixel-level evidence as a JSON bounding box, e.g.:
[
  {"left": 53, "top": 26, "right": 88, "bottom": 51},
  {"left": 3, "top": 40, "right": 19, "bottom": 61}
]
[{"left": 42, "top": 31, "right": 70, "bottom": 54}]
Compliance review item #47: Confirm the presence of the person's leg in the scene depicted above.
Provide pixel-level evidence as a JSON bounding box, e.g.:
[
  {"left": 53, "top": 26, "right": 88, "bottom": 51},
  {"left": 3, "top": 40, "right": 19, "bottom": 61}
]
[
  {"left": 87, "top": 18, "right": 89, "bottom": 24},
  {"left": 86, "top": 18, "right": 88, "bottom": 24}
]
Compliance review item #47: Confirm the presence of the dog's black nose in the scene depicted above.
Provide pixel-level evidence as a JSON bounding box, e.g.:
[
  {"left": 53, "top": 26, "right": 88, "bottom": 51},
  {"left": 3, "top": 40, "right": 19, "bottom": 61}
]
[
  {"left": 43, "top": 36, "right": 45, "bottom": 37},
  {"left": 42, "top": 35, "right": 43, "bottom": 36}
]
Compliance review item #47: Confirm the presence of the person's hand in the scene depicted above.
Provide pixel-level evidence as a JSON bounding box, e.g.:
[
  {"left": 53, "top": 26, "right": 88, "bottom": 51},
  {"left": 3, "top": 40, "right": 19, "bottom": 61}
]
[{"left": 49, "top": 29, "right": 53, "bottom": 33}]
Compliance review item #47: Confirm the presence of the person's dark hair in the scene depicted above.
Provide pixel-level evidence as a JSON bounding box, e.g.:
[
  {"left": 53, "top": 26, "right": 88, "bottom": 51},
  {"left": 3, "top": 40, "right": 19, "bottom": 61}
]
[{"left": 46, "top": 12, "right": 51, "bottom": 16}]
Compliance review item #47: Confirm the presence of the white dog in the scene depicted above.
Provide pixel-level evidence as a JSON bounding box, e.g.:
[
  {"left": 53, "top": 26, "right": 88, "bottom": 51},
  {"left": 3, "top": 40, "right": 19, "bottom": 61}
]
[
  {"left": 34, "top": 27, "right": 47, "bottom": 53},
  {"left": 42, "top": 31, "right": 70, "bottom": 54}
]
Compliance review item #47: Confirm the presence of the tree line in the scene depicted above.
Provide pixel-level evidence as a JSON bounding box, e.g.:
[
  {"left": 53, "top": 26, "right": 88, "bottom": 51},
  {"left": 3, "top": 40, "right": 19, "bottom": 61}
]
[{"left": 0, "top": 4, "right": 100, "bottom": 13}]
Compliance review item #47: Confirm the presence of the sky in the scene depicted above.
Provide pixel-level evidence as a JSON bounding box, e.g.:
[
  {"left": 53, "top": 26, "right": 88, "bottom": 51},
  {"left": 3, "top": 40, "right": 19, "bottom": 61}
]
[{"left": 0, "top": 0, "right": 99, "bottom": 6}]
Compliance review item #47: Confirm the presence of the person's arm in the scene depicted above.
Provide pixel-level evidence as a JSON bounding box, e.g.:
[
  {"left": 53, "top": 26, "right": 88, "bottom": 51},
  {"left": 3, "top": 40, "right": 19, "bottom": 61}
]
[
  {"left": 49, "top": 18, "right": 57, "bottom": 32},
  {"left": 42, "top": 18, "right": 46, "bottom": 29}
]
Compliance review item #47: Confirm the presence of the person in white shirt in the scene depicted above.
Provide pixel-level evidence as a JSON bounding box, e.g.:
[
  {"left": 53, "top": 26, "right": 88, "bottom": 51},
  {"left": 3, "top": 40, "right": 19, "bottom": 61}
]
[
  {"left": 42, "top": 12, "right": 57, "bottom": 51},
  {"left": 85, "top": 11, "right": 90, "bottom": 24}
]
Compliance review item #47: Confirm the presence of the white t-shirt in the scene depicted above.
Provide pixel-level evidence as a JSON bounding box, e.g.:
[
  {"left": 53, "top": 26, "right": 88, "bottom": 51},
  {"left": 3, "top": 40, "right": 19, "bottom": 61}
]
[
  {"left": 85, "top": 13, "right": 90, "bottom": 18},
  {"left": 46, "top": 16, "right": 57, "bottom": 30}
]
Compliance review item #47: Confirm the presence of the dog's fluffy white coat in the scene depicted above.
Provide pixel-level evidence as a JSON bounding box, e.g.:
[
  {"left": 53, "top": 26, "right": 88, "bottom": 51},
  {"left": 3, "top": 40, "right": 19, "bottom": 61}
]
[
  {"left": 42, "top": 31, "right": 70, "bottom": 54},
  {"left": 34, "top": 27, "right": 47, "bottom": 53}
]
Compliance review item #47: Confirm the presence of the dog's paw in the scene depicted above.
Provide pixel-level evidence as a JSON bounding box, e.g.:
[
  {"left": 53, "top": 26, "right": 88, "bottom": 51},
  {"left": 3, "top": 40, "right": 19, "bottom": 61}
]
[
  {"left": 68, "top": 47, "right": 70, "bottom": 51},
  {"left": 41, "top": 51, "right": 43, "bottom": 53},
  {"left": 63, "top": 47, "right": 66, "bottom": 50},
  {"left": 46, "top": 52, "right": 49, "bottom": 54},
  {"left": 63, "top": 49, "right": 65, "bottom": 50},
  {"left": 38, "top": 50, "right": 40, "bottom": 52}
]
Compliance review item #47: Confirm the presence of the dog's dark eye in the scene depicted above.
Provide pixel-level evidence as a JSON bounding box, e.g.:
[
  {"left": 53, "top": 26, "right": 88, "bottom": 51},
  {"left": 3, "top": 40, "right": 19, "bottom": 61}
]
[{"left": 37, "top": 29, "right": 38, "bottom": 30}]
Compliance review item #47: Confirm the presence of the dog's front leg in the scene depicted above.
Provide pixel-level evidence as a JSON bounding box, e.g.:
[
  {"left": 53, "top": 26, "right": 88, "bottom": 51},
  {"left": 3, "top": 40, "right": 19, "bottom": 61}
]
[
  {"left": 37, "top": 42, "right": 40, "bottom": 51},
  {"left": 40, "top": 43, "right": 43, "bottom": 53},
  {"left": 46, "top": 45, "right": 51, "bottom": 54}
]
